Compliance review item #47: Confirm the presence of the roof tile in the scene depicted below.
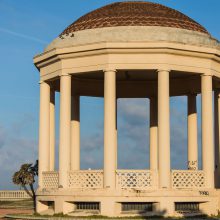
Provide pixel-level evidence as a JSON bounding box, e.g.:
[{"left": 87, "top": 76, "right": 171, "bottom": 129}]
[{"left": 60, "top": 1, "right": 209, "bottom": 36}]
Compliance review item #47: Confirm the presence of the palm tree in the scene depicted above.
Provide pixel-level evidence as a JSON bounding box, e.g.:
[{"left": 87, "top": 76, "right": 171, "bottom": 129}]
[{"left": 12, "top": 160, "right": 38, "bottom": 211}]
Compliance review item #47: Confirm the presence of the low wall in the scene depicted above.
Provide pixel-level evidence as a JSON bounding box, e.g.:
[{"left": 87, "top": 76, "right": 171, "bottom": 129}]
[{"left": 0, "top": 190, "right": 31, "bottom": 201}]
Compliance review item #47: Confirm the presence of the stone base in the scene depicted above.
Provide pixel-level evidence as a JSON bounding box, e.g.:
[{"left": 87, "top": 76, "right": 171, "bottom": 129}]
[{"left": 36, "top": 188, "right": 220, "bottom": 217}]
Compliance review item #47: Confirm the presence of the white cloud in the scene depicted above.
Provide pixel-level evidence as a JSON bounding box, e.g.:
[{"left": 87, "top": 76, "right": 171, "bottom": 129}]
[
  {"left": 0, "top": 27, "right": 48, "bottom": 45},
  {"left": 0, "top": 96, "right": 197, "bottom": 189},
  {"left": 0, "top": 117, "right": 38, "bottom": 189}
]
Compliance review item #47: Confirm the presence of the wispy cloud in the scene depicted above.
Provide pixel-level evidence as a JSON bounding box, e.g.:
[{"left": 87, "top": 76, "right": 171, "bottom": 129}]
[
  {"left": 0, "top": 27, "right": 48, "bottom": 45},
  {"left": 0, "top": 116, "right": 38, "bottom": 190},
  {"left": 0, "top": 97, "right": 200, "bottom": 189}
]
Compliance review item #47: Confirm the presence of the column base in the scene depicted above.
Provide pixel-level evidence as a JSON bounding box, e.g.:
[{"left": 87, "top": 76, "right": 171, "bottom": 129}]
[{"left": 36, "top": 188, "right": 219, "bottom": 217}]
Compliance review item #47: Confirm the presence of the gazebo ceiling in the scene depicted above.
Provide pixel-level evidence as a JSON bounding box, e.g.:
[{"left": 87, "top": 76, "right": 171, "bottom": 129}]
[
  {"left": 60, "top": 1, "right": 209, "bottom": 36},
  {"left": 49, "top": 70, "right": 202, "bottom": 98},
  {"left": 71, "top": 70, "right": 198, "bottom": 81}
]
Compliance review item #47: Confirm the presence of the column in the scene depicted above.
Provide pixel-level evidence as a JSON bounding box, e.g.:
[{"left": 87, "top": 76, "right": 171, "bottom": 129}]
[
  {"left": 104, "top": 69, "right": 116, "bottom": 189},
  {"left": 49, "top": 89, "right": 55, "bottom": 171},
  {"left": 214, "top": 90, "right": 220, "bottom": 187},
  {"left": 115, "top": 98, "right": 118, "bottom": 169},
  {"left": 187, "top": 94, "right": 198, "bottom": 170},
  {"left": 158, "top": 69, "right": 170, "bottom": 188},
  {"left": 201, "top": 74, "right": 214, "bottom": 188},
  {"left": 150, "top": 97, "right": 158, "bottom": 170},
  {"left": 38, "top": 81, "right": 50, "bottom": 188},
  {"left": 59, "top": 74, "right": 71, "bottom": 188},
  {"left": 71, "top": 95, "right": 80, "bottom": 170}
]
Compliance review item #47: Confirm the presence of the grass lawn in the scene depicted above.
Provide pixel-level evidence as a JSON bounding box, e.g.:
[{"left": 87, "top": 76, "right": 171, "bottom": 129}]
[
  {"left": 5, "top": 213, "right": 220, "bottom": 220},
  {"left": 0, "top": 199, "right": 33, "bottom": 209}
]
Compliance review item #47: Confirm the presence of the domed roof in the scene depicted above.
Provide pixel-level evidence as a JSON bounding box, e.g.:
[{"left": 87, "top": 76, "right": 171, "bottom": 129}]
[{"left": 60, "top": 1, "right": 209, "bottom": 37}]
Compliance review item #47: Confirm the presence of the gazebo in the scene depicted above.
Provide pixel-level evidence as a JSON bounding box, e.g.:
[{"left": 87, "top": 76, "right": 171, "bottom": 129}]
[{"left": 34, "top": 1, "right": 220, "bottom": 217}]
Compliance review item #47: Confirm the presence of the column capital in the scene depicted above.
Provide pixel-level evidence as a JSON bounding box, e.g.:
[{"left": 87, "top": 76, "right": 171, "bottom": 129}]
[
  {"left": 39, "top": 81, "right": 55, "bottom": 91},
  {"left": 103, "top": 69, "right": 117, "bottom": 73},
  {"left": 201, "top": 73, "right": 213, "bottom": 77},
  {"left": 39, "top": 80, "right": 47, "bottom": 85},
  {"left": 60, "top": 73, "right": 70, "bottom": 77},
  {"left": 157, "top": 69, "right": 171, "bottom": 73}
]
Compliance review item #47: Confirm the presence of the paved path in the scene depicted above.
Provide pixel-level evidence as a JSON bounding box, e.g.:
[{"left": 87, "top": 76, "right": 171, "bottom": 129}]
[{"left": 0, "top": 208, "right": 32, "bottom": 219}]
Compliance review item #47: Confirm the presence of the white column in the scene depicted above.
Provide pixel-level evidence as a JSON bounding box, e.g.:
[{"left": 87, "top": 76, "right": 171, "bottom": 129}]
[
  {"left": 215, "top": 90, "right": 220, "bottom": 187},
  {"left": 38, "top": 81, "right": 50, "bottom": 188},
  {"left": 150, "top": 97, "right": 158, "bottom": 170},
  {"left": 187, "top": 94, "right": 198, "bottom": 170},
  {"left": 104, "top": 69, "right": 116, "bottom": 189},
  {"left": 201, "top": 74, "right": 214, "bottom": 188},
  {"left": 59, "top": 74, "right": 71, "bottom": 188},
  {"left": 71, "top": 95, "right": 80, "bottom": 170},
  {"left": 49, "top": 89, "right": 55, "bottom": 171},
  {"left": 158, "top": 69, "right": 170, "bottom": 188}
]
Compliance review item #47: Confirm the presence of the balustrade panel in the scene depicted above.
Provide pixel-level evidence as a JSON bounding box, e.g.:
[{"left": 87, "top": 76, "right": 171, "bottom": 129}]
[
  {"left": 116, "top": 170, "right": 157, "bottom": 189},
  {"left": 172, "top": 170, "right": 206, "bottom": 189},
  {"left": 42, "top": 170, "right": 207, "bottom": 190},
  {"left": 42, "top": 171, "right": 59, "bottom": 189},
  {"left": 0, "top": 190, "right": 31, "bottom": 200},
  {"left": 68, "top": 170, "right": 103, "bottom": 189}
]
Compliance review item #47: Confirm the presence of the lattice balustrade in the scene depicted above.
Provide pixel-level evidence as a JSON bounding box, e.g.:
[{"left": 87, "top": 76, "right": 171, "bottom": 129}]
[
  {"left": 42, "top": 171, "right": 59, "bottom": 189},
  {"left": 116, "top": 170, "right": 156, "bottom": 189},
  {"left": 172, "top": 170, "right": 206, "bottom": 189},
  {"left": 68, "top": 170, "right": 103, "bottom": 189}
]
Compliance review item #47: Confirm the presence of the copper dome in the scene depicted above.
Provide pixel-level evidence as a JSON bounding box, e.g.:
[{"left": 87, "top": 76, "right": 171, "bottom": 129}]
[{"left": 60, "top": 1, "right": 209, "bottom": 36}]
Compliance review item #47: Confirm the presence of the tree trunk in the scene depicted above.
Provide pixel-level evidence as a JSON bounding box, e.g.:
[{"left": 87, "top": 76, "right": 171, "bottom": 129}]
[
  {"left": 30, "top": 184, "right": 36, "bottom": 212},
  {"left": 23, "top": 185, "right": 33, "bottom": 198}
]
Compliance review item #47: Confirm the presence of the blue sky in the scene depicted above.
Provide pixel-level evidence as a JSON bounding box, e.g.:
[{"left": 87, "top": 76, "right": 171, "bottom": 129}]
[{"left": 0, "top": 0, "right": 219, "bottom": 189}]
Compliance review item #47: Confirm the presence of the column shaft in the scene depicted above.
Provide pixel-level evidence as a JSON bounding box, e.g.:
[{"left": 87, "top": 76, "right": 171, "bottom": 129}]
[
  {"left": 50, "top": 89, "right": 55, "bottom": 171},
  {"left": 59, "top": 74, "right": 71, "bottom": 188},
  {"left": 158, "top": 70, "right": 170, "bottom": 188},
  {"left": 187, "top": 94, "right": 198, "bottom": 170},
  {"left": 214, "top": 90, "right": 220, "bottom": 187},
  {"left": 150, "top": 97, "right": 158, "bottom": 170},
  {"left": 104, "top": 69, "right": 116, "bottom": 189},
  {"left": 202, "top": 75, "right": 214, "bottom": 188},
  {"left": 38, "top": 81, "right": 50, "bottom": 188},
  {"left": 217, "top": 90, "right": 220, "bottom": 187},
  {"left": 71, "top": 95, "right": 80, "bottom": 170}
]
